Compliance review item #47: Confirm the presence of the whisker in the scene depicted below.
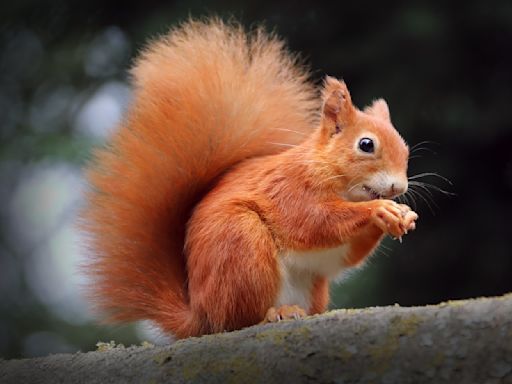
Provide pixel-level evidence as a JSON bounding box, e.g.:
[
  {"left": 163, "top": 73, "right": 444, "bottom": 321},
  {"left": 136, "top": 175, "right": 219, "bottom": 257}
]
[
  {"left": 396, "top": 194, "right": 409, "bottom": 208},
  {"left": 347, "top": 182, "right": 363, "bottom": 194},
  {"left": 408, "top": 172, "right": 453, "bottom": 186},
  {"left": 410, "top": 147, "right": 438, "bottom": 155},
  {"left": 409, "top": 140, "right": 440, "bottom": 152},
  {"left": 275, "top": 128, "right": 308, "bottom": 137},
  {"left": 424, "top": 184, "right": 455, "bottom": 196},
  {"left": 402, "top": 190, "right": 417, "bottom": 211},
  {"left": 267, "top": 142, "right": 300, "bottom": 148},
  {"left": 419, "top": 188, "right": 440, "bottom": 210},
  {"left": 409, "top": 180, "right": 456, "bottom": 196},
  {"left": 409, "top": 185, "right": 439, "bottom": 209},
  {"left": 292, "top": 159, "right": 335, "bottom": 166},
  {"left": 406, "top": 189, "right": 425, "bottom": 213},
  {"left": 408, "top": 182, "right": 435, "bottom": 198},
  {"left": 408, "top": 188, "right": 436, "bottom": 215},
  {"left": 318, "top": 174, "right": 346, "bottom": 185}
]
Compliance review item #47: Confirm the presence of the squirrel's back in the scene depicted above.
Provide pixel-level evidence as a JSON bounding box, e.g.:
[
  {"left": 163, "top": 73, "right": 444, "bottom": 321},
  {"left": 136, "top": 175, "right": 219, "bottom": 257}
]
[{"left": 83, "top": 19, "right": 318, "bottom": 336}]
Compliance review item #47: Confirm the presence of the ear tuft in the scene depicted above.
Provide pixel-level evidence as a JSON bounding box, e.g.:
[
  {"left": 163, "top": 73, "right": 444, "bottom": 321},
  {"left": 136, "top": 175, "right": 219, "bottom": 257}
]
[
  {"left": 322, "top": 76, "right": 351, "bottom": 107},
  {"left": 321, "top": 76, "right": 355, "bottom": 128},
  {"left": 364, "top": 99, "right": 390, "bottom": 121}
]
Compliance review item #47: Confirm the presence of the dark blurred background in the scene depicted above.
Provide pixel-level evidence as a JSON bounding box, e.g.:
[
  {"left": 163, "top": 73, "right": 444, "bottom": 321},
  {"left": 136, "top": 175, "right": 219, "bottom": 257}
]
[{"left": 1, "top": 0, "right": 511, "bottom": 359}]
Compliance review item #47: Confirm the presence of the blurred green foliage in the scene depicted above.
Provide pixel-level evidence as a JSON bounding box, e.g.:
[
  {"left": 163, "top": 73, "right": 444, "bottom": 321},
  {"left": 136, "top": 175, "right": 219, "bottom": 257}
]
[{"left": 1, "top": 0, "right": 511, "bottom": 359}]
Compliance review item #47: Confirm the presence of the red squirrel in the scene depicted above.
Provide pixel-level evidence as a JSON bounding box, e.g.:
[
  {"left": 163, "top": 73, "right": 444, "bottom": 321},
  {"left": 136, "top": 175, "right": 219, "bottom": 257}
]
[{"left": 83, "top": 19, "right": 418, "bottom": 338}]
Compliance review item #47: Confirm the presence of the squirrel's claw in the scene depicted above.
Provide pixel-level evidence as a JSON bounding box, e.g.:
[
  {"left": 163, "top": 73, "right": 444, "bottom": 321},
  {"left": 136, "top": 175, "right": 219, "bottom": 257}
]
[{"left": 261, "top": 305, "right": 307, "bottom": 324}]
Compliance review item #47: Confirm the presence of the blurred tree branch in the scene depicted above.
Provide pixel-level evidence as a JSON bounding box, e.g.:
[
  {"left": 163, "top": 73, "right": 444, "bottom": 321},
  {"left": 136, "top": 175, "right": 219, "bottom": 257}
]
[{"left": 1, "top": 294, "right": 511, "bottom": 383}]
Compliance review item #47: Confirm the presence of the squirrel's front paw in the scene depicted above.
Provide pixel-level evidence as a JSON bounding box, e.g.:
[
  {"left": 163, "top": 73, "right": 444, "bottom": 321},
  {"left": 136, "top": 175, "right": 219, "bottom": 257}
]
[
  {"left": 397, "top": 204, "right": 418, "bottom": 233},
  {"left": 369, "top": 200, "right": 418, "bottom": 239}
]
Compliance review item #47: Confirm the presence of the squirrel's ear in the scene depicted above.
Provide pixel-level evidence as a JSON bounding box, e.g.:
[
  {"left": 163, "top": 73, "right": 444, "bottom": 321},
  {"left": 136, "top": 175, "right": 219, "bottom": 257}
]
[
  {"left": 364, "top": 99, "right": 390, "bottom": 121},
  {"left": 321, "top": 76, "right": 356, "bottom": 136}
]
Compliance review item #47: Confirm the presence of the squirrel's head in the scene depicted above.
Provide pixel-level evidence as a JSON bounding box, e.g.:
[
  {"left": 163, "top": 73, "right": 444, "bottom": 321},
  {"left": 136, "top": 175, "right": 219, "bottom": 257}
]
[{"left": 314, "top": 76, "right": 409, "bottom": 202}]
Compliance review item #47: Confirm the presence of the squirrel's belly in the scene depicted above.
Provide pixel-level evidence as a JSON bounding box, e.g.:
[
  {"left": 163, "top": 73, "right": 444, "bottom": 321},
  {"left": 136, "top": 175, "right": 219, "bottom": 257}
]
[{"left": 274, "top": 245, "right": 350, "bottom": 309}]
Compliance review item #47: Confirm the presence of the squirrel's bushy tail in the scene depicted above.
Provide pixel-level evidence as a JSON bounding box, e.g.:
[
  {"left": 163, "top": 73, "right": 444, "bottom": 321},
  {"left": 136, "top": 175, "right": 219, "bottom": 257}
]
[{"left": 83, "top": 19, "right": 318, "bottom": 337}]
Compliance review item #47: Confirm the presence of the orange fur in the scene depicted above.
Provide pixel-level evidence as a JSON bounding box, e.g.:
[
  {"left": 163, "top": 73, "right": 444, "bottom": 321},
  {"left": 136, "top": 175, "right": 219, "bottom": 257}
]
[
  {"left": 83, "top": 19, "right": 415, "bottom": 338},
  {"left": 309, "top": 277, "right": 329, "bottom": 314}
]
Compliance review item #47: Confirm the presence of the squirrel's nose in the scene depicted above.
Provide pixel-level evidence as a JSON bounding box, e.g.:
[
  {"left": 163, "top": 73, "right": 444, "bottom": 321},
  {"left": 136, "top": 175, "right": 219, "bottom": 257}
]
[{"left": 388, "top": 181, "right": 407, "bottom": 198}]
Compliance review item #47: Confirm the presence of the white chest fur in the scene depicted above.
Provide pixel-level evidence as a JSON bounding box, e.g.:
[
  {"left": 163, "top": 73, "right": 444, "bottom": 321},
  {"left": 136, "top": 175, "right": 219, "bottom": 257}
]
[{"left": 274, "top": 245, "right": 350, "bottom": 310}]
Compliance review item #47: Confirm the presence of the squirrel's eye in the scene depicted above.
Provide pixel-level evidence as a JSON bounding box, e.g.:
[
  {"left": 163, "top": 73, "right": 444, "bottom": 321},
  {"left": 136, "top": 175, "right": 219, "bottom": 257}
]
[{"left": 358, "top": 138, "right": 375, "bottom": 153}]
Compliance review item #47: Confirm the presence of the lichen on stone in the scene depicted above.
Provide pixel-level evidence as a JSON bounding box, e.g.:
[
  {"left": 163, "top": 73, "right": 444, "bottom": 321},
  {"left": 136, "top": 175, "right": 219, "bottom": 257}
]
[{"left": 96, "top": 340, "right": 124, "bottom": 352}]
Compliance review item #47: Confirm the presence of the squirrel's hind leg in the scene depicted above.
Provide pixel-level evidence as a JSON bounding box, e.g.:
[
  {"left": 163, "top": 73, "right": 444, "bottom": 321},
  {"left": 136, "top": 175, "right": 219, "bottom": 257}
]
[{"left": 186, "top": 207, "right": 280, "bottom": 333}]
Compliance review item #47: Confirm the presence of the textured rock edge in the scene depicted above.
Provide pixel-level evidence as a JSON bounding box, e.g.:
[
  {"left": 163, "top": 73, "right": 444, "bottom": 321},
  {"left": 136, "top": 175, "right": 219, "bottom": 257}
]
[{"left": 1, "top": 294, "right": 511, "bottom": 384}]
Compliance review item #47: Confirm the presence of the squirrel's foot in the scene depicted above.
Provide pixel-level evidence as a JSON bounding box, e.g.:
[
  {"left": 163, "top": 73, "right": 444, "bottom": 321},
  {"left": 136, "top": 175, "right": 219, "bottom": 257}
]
[
  {"left": 370, "top": 200, "right": 418, "bottom": 239},
  {"left": 261, "top": 305, "right": 307, "bottom": 324}
]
